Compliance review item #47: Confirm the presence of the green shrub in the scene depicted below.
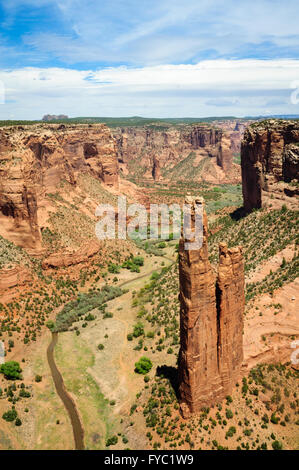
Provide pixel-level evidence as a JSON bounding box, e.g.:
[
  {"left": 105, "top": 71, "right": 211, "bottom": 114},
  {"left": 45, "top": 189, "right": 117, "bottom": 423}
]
[
  {"left": 0, "top": 361, "right": 22, "bottom": 380},
  {"left": 272, "top": 440, "right": 283, "bottom": 450},
  {"left": 46, "top": 320, "right": 55, "bottom": 331},
  {"left": 108, "top": 263, "right": 120, "bottom": 274},
  {"left": 106, "top": 435, "right": 118, "bottom": 447},
  {"left": 19, "top": 388, "right": 31, "bottom": 398},
  {"left": 2, "top": 408, "right": 17, "bottom": 422},
  {"left": 150, "top": 271, "right": 160, "bottom": 281},
  {"left": 133, "top": 256, "right": 144, "bottom": 266},
  {"left": 146, "top": 331, "right": 155, "bottom": 338},
  {"left": 133, "top": 322, "right": 144, "bottom": 338},
  {"left": 158, "top": 242, "right": 166, "bottom": 249},
  {"left": 134, "top": 356, "right": 153, "bottom": 375},
  {"left": 271, "top": 413, "right": 279, "bottom": 424},
  {"left": 225, "top": 426, "right": 236, "bottom": 438}
]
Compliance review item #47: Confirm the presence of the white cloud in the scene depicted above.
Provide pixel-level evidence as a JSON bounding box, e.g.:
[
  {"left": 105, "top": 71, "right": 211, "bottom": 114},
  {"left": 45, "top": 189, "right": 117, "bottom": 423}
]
[
  {"left": 87, "top": 60, "right": 299, "bottom": 89},
  {"left": 0, "top": 59, "right": 299, "bottom": 119}
]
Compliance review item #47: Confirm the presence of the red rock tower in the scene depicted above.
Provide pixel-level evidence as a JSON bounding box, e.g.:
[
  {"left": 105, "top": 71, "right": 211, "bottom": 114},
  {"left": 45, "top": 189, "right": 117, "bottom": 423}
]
[
  {"left": 216, "top": 242, "right": 245, "bottom": 394},
  {"left": 178, "top": 197, "right": 244, "bottom": 417}
]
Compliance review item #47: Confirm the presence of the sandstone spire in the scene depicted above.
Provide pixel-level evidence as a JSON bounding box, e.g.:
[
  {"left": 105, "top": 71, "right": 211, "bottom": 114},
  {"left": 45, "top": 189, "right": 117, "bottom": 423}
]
[
  {"left": 178, "top": 197, "right": 244, "bottom": 417},
  {"left": 216, "top": 242, "right": 244, "bottom": 394}
]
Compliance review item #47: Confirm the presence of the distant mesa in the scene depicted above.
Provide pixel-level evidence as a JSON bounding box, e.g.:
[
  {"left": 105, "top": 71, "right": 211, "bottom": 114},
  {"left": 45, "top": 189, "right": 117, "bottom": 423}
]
[{"left": 42, "top": 114, "right": 69, "bottom": 121}]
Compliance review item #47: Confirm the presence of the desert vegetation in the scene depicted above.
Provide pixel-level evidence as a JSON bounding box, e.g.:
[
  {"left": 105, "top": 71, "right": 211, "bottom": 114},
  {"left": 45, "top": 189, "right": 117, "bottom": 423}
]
[{"left": 127, "top": 363, "right": 299, "bottom": 450}]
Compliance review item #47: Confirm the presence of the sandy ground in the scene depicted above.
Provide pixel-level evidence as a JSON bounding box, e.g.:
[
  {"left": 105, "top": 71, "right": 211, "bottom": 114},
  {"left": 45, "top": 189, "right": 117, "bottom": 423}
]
[{"left": 243, "top": 244, "right": 299, "bottom": 371}]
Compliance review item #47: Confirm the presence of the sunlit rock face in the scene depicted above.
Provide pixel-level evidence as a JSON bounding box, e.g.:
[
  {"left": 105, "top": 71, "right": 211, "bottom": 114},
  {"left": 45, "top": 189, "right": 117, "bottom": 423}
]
[
  {"left": 0, "top": 124, "right": 119, "bottom": 250},
  {"left": 113, "top": 124, "right": 240, "bottom": 184},
  {"left": 178, "top": 198, "right": 244, "bottom": 418},
  {"left": 241, "top": 120, "right": 299, "bottom": 212}
]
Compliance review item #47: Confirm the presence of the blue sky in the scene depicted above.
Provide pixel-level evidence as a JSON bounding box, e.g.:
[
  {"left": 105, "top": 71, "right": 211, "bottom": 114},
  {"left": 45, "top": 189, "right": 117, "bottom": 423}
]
[{"left": 0, "top": 0, "right": 299, "bottom": 118}]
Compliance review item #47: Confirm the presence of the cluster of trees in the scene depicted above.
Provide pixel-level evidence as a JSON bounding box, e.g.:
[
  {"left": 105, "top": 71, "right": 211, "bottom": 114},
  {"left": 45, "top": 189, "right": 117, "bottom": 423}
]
[
  {"left": 47, "top": 285, "right": 123, "bottom": 332},
  {"left": 0, "top": 361, "right": 22, "bottom": 380},
  {"left": 108, "top": 256, "right": 144, "bottom": 274}
]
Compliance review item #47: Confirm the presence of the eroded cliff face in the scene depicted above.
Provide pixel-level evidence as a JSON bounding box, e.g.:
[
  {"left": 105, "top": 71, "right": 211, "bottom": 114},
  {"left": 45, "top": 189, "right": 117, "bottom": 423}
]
[
  {"left": 178, "top": 198, "right": 244, "bottom": 417},
  {"left": 241, "top": 120, "right": 299, "bottom": 212},
  {"left": 0, "top": 124, "right": 119, "bottom": 250},
  {"left": 113, "top": 124, "right": 240, "bottom": 183},
  {"left": 219, "top": 120, "right": 249, "bottom": 154}
]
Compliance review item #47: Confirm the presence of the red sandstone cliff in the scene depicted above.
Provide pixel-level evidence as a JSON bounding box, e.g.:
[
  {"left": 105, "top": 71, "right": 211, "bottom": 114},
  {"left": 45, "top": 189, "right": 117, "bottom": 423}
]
[
  {"left": 0, "top": 265, "right": 32, "bottom": 292},
  {"left": 241, "top": 120, "right": 299, "bottom": 212},
  {"left": 113, "top": 124, "right": 240, "bottom": 184},
  {"left": 178, "top": 198, "right": 244, "bottom": 417},
  {"left": 0, "top": 124, "right": 119, "bottom": 250},
  {"left": 42, "top": 240, "right": 100, "bottom": 269}
]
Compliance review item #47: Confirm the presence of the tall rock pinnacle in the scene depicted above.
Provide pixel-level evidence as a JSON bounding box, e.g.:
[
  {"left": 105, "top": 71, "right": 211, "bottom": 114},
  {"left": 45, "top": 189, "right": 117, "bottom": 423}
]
[
  {"left": 178, "top": 197, "right": 244, "bottom": 417},
  {"left": 216, "top": 242, "right": 244, "bottom": 393}
]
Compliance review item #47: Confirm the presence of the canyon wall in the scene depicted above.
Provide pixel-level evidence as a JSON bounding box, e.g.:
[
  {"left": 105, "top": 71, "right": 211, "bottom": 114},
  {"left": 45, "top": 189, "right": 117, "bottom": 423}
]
[
  {"left": 178, "top": 197, "right": 244, "bottom": 417},
  {"left": 241, "top": 120, "right": 299, "bottom": 212},
  {"left": 113, "top": 124, "right": 240, "bottom": 183},
  {"left": 219, "top": 120, "right": 249, "bottom": 154},
  {"left": 0, "top": 124, "right": 119, "bottom": 250}
]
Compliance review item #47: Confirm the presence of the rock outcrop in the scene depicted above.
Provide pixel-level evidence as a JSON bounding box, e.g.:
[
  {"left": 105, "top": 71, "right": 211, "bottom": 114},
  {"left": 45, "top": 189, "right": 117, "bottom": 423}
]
[
  {"left": 113, "top": 124, "right": 239, "bottom": 183},
  {"left": 0, "top": 265, "right": 32, "bottom": 292},
  {"left": 178, "top": 198, "right": 244, "bottom": 417},
  {"left": 42, "top": 240, "right": 100, "bottom": 269},
  {"left": 241, "top": 120, "right": 299, "bottom": 212},
  {"left": 0, "top": 124, "right": 119, "bottom": 250}
]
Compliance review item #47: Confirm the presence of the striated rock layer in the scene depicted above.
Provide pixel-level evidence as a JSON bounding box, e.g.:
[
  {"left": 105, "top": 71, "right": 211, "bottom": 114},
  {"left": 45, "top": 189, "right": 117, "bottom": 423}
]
[
  {"left": 178, "top": 198, "right": 244, "bottom": 417},
  {"left": 241, "top": 120, "right": 299, "bottom": 212},
  {"left": 0, "top": 124, "right": 119, "bottom": 250},
  {"left": 0, "top": 265, "right": 32, "bottom": 292},
  {"left": 113, "top": 124, "right": 239, "bottom": 183},
  {"left": 42, "top": 240, "right": 100, "bottom": 269}
]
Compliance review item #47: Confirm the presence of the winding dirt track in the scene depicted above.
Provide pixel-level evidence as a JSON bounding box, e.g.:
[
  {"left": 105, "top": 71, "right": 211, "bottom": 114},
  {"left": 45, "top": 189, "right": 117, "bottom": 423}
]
[
  {"left": 47, "top": 332, "right": 85, "bottom": 450},
  {"left": 46, "top": 252, "right": 175, "bottom": 450}
]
